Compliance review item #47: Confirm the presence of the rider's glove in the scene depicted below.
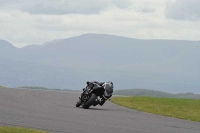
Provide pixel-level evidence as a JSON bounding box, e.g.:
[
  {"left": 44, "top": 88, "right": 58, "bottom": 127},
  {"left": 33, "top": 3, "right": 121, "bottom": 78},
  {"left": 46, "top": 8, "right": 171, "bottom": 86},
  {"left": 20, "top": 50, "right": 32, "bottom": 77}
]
[{"left": 89, "top": 89, "right": 93, "bottom": 94}]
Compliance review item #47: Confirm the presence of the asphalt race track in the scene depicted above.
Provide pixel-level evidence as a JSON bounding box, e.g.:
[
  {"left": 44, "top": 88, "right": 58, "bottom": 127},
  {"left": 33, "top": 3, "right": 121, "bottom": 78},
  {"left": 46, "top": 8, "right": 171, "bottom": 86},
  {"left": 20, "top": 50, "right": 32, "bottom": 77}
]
[{"left": 0, "top": 87, "right": 200, "bottom": 133}]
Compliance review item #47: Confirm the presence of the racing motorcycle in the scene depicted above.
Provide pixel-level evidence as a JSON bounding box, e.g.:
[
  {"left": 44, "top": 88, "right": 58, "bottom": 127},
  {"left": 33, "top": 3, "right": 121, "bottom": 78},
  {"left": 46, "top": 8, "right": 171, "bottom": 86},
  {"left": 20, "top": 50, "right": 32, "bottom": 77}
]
[{"left": 76, "top": 82, "right": 113, "bottom": 109}]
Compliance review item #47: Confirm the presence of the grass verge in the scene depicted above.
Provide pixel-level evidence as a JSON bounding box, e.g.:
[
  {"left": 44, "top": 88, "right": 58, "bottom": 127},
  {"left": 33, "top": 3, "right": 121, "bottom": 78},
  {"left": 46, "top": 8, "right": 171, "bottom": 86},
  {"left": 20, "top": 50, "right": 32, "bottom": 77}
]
[
  {"left": 0, "top": 126, "right": 50, "bottom": 133},
  {"left": 111, "top": 96, "right": 200, "bottom": 122}
]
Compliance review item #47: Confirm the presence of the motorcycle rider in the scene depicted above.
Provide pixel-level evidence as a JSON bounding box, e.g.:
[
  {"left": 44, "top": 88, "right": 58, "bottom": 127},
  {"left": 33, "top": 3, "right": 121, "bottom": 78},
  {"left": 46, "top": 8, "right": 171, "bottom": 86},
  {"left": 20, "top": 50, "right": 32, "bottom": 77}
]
[{"left": 86, "top": 81, "right": 114, "bottom": 106}]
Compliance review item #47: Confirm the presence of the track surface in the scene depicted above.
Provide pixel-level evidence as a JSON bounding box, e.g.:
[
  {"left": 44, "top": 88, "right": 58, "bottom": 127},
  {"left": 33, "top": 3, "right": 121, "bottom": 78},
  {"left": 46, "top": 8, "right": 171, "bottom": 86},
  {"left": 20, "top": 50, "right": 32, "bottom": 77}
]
[{"left": 0, "top": 87, "right": 200, "bottom": 133}]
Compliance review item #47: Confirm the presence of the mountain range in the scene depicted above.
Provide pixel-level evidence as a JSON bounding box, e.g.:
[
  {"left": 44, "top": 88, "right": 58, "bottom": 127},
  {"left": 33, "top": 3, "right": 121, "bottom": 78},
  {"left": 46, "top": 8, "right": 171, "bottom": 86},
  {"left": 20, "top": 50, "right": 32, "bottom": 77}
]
[{"left": 0, "top": 33, "right": 200, "bottom": 93}]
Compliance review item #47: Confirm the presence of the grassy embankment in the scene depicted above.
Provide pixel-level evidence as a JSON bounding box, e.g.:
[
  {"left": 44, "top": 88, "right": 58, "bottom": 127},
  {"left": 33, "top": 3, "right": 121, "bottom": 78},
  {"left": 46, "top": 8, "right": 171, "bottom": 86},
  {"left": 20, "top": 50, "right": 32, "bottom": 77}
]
[
  {"left": 0, "top": 126, "right": 50, "bottom": 133},
  {"left": 111, "top": 96, "right": 200, "bottom": 122},
  {"left": 113, "top": 89, "right": 200, "bottom": 99}
]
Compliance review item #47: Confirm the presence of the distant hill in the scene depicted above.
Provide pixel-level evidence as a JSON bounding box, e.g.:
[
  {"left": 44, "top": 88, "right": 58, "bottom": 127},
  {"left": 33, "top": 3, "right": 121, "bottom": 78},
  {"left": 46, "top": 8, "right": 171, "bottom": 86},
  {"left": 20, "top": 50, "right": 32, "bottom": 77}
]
[
  {"left": 0, "top": 40, "right": 15, "bottom": 49},
  {"left": 0, "top": 40, "right": 18, "bottom": 58},
  {"left": 18, "top": 86, "right": 71, "bottom": 91},
  {"left": 22, "top": 44, "right": 43, "bottom": 50},
  {"left": 0, "top": 57, "right": 86, "bottom": 89},
  {"left": 114, "top": 89, "right": 200, "bottom": 99},
  {"left": 1, "top": 33, "right": 200, "bottom": 93}
]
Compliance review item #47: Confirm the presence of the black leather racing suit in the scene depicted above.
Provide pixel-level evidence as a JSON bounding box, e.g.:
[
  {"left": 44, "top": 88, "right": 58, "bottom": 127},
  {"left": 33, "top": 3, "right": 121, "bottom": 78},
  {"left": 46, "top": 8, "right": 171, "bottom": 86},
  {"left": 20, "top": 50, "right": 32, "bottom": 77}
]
[{"left": 87, "top": 81, "right": 112, "bottom": 106}]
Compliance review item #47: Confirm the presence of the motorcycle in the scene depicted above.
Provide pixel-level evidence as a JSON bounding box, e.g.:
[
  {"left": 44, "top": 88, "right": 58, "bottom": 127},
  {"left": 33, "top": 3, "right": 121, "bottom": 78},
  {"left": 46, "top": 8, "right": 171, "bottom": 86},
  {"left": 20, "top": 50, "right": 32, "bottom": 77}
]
[{"left": 76, "top": 83, "right": 104, "bottom": 109}]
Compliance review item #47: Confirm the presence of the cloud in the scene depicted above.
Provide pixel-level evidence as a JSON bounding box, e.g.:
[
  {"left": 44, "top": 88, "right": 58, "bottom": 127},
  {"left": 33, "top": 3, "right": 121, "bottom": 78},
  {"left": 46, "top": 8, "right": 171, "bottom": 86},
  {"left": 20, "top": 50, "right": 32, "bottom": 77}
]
[
  {"left": 112, "top": 0, "right": 132, "bottom": 9},
  {"left": 0, "top": 0, "right": 133, "bottom": 15},
  {"left": 165, "top": 0, "right": 200, "bottom": 21},
  {"left": 1, "top": 0, "right": 200, "bottom": 48},
  {"left": 135, "top": 6, "right": 155, "bottom": 13}
]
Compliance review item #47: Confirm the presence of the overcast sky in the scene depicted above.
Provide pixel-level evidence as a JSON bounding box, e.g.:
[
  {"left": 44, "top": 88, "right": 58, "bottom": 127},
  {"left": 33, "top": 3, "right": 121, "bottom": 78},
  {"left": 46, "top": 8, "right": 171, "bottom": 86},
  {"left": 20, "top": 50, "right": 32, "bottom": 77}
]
[{"left": 0, "top": 0, "right": 200, "bottom": 47}]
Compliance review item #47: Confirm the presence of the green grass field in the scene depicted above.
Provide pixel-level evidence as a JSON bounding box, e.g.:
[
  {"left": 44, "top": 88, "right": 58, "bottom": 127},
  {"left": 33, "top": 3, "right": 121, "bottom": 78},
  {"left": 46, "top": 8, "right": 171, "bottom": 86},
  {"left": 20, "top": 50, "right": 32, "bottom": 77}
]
[
  {"left": 0, "top": 126, "right": 50, "bottom": 133},
  {"left": 111, "top": 96, "right": 200, "bottom": 122}
]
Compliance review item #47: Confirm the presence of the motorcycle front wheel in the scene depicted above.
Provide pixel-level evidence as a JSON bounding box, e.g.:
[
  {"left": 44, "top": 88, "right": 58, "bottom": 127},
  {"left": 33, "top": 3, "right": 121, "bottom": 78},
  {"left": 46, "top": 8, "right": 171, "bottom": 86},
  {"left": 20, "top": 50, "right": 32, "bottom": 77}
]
[{"left": 82, "top": 93, "right": 97, "bottom": 109}]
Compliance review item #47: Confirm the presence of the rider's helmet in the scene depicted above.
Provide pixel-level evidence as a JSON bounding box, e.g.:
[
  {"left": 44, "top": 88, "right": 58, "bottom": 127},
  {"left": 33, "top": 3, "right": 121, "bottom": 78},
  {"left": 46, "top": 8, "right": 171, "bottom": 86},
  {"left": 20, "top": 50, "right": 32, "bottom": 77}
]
[
  {"left": 103, "top": 82, "right": 114, "bottom": 96},
  {"left": 107, "top": 81, "right": 113, "bottom": 85}
]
